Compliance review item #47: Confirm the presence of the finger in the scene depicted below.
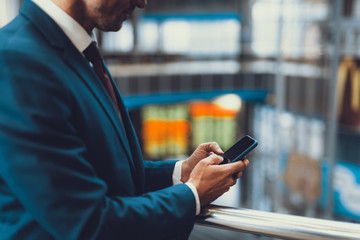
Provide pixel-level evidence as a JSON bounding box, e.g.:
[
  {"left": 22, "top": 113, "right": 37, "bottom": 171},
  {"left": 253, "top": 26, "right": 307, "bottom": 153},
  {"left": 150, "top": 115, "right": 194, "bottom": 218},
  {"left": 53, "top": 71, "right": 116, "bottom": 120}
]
[
  {"left": 221, "top": 160, "right": 246, "bottom": 174},
  {"left": 203, "top": 154, "right": 223, "bottom": 165},
  {"left": 235, "top": 171, "right": 243, "bottom": 179},
  {"left": 231, "top": 171, "right": 242, "bottom": 181},
  {"left": 243, "top": 159, "right": 250, "bottom": 167},
  {"left": 205, "top": 142, "right": 224, "bottom": 155},
  {"left": 229, "top": 176, "right": 237, "bottom": 186}
]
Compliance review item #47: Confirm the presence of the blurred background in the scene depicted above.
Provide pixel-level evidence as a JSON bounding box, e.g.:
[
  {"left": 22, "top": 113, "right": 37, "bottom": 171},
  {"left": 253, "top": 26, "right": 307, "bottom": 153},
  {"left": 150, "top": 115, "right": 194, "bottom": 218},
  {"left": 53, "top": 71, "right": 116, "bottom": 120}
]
[{"left": 2, "top": 0, "right": 360, "bottom": 239}]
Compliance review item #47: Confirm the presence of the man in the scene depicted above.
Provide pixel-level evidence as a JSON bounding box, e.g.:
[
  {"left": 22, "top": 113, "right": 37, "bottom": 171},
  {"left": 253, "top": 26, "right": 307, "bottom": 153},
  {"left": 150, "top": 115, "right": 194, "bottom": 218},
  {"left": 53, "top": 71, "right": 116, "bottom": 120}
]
[{"left": 0, "top": 0, "right": 249, "bottom": 239}]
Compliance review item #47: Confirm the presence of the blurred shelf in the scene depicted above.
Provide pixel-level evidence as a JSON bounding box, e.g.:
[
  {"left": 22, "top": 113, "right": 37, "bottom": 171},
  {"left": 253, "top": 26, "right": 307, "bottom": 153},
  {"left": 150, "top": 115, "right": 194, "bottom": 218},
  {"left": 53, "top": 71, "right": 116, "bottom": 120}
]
[
  {"left": 108, "top": 59, "right": 326, "bottom": 78},
  {"left": 109, "top": 60, "right": 240, "bottom": 77}
]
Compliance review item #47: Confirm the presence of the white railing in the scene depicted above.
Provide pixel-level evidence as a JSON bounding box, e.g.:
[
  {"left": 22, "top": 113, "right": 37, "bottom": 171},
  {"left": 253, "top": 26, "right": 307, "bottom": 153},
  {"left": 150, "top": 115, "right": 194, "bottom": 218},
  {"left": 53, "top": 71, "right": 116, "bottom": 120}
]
[{"left": 196, "top": 205, "right": 360, "bottom": 240}]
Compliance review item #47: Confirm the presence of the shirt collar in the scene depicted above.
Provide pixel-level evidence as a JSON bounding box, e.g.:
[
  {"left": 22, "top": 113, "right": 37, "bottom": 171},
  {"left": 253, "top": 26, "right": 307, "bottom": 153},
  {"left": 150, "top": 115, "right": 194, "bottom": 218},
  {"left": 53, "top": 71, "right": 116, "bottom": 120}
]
[{"left": 32, "top": 0, "right": 93, "bottom": 52}]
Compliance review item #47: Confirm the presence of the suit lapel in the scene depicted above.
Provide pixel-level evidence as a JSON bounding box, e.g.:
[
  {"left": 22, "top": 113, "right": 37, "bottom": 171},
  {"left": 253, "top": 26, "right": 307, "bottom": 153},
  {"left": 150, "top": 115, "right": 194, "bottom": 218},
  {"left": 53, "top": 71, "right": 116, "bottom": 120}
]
[
  {"left": 63, "top": 50, "right": 135, "bottom": 168},
  {"left": 104, "top": 65, "right": 145, "bottom": 193},
  {"left": 20, "top": 0, "right": 136, "bottom": 172}
]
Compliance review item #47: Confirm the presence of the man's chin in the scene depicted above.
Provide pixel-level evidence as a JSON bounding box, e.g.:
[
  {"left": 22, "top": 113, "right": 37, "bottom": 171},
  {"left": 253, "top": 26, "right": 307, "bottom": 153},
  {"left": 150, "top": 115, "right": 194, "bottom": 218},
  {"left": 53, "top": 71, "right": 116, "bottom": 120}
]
[{"left": 99, "top": 22, "right": 123, "bottom": 32}]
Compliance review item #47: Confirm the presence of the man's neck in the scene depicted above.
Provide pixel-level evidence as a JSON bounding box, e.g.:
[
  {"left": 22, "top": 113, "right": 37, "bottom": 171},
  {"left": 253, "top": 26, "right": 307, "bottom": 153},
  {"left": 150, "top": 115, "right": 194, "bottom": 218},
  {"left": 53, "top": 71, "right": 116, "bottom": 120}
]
[
  {"left": 32, "top": 0, "right": 93, "bottom": 52},
  {"left": 50, "top": 0, "right": 94, "bottom": 34}
]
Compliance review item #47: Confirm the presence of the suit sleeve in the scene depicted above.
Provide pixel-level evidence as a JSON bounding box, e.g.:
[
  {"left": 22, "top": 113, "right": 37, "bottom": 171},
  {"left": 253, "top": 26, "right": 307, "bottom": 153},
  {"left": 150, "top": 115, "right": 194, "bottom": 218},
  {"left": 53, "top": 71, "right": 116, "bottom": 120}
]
[
  {"left": 0, "top": 46, "right": 196, "bottom": 239},
  {"left": 143, "top": 160, "right": 178, "bottom": 192}
]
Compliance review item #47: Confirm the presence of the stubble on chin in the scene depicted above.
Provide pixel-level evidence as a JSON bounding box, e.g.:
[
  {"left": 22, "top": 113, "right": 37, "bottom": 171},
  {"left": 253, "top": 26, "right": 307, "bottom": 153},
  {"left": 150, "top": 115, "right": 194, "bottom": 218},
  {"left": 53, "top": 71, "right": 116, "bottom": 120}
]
[
  {"left": 96, "top": 15, "right": 125, "bottom": 32},
  {"left": 93, "top": 4, "right": 127, "bottom": 32}
]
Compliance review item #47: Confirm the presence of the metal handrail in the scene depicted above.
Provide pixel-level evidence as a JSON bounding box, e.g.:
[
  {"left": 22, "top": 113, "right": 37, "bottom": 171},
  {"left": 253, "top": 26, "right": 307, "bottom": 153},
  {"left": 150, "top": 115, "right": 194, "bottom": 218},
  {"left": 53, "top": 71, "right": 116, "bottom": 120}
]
[{"left": 196, "top": 205, "right": 360, "bottom": 240}]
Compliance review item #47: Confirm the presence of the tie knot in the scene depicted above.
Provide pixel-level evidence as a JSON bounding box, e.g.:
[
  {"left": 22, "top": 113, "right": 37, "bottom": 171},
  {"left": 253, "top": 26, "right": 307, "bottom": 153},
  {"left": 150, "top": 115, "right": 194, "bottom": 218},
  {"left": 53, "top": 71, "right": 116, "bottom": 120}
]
[{"left": 83, "top": 41, "right": 102, "bottom": 64}]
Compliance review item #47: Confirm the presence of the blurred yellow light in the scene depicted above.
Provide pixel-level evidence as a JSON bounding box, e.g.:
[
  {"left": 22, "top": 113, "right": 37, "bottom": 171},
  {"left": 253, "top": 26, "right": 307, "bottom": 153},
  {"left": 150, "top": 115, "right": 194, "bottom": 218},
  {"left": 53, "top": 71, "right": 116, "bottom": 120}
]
[{"left": 212, "top": 94, "right": 242, "bottom": 113}]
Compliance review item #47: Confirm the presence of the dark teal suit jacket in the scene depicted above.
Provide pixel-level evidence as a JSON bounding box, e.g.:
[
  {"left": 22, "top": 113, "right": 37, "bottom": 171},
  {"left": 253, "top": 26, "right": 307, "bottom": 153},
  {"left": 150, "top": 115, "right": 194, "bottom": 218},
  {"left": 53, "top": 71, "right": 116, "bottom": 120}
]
[{"left": 0, "top": 1, "right": 195, "bottom": 239}]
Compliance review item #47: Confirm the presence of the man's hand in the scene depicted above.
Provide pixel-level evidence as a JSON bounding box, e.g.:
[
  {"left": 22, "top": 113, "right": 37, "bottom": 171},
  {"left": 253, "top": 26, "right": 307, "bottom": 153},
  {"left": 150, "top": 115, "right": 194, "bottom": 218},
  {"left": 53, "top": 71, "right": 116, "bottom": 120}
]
[
  {"left": 187, "top": 154, "right": 249, "bottom": 206},
  {"left": 181, "top": 142, "right": 223, "bottom": 183}
]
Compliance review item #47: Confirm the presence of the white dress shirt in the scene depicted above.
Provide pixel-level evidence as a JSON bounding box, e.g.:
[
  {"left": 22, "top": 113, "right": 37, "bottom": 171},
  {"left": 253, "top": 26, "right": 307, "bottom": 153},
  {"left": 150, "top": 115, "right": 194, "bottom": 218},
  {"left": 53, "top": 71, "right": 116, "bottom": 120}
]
[{"left": 32, "top": 0, "right": 200, "bottom": 215}]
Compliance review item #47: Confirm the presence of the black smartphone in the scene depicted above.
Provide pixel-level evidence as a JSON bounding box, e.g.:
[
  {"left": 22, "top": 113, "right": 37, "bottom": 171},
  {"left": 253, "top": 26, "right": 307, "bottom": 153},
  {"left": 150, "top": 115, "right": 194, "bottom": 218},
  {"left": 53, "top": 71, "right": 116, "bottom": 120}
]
[{"left": 220, "top": 135, "right": 258, "bottom": 164}]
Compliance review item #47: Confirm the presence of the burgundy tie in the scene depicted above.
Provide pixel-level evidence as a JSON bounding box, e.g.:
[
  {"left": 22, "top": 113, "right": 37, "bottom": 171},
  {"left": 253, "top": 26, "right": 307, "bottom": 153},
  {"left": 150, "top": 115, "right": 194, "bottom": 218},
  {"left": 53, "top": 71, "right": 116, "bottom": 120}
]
[{"left": 83, "top": 42, "right": 120, "bottom": 113}]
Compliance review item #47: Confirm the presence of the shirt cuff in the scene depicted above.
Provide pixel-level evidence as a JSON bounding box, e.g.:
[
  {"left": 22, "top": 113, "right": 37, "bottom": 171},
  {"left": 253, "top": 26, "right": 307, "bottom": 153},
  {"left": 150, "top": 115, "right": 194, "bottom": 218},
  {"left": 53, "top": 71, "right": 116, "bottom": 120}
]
[
  {"left": 185, "top": 182, "right": 201, "bottom": 216},
  {"left": 172, "top": 160, "right": 183, "bottom": 185},
  {"left": 172, "top": 160, "right": 201, "bottom": 215}
]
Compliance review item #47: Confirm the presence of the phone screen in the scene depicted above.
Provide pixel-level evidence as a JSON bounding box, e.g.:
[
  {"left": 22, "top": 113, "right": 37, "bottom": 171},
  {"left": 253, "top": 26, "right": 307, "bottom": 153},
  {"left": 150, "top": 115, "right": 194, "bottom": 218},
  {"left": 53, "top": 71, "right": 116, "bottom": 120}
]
[{"left": 221, "top": 135, "right": 258, "bottom": 164}]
